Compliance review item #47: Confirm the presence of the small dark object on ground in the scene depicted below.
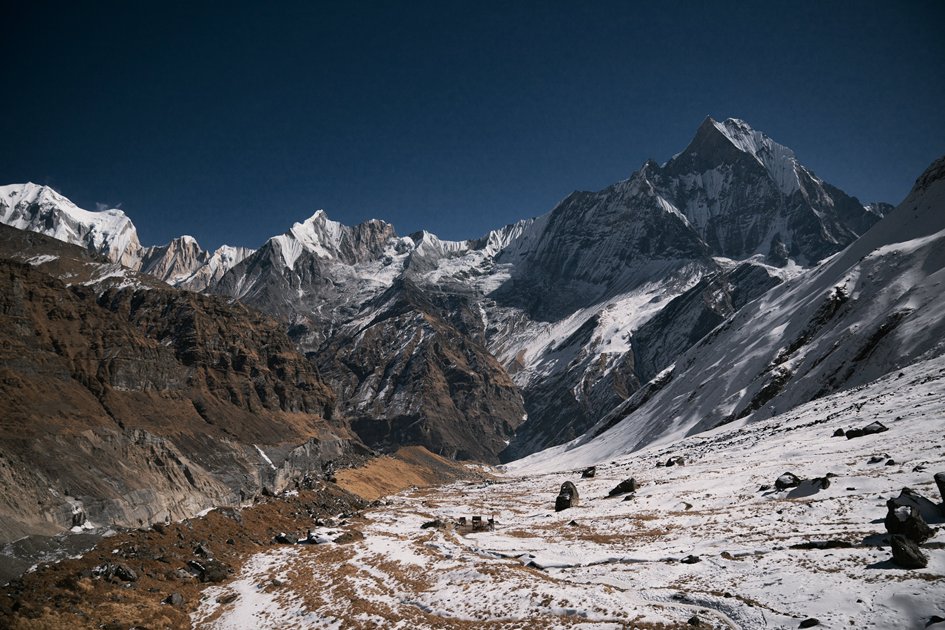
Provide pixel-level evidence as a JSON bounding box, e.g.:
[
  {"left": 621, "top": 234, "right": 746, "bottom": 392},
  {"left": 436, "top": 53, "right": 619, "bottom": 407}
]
[
  {"left": 845, "top": 421, "right": 888, "bottom": 439},
  {"left": 890, "top": 534, "right": 928, "bottom": 568},
  {"left": 680, "top": 555, "right": 701, "bottom": 564},
  {"left": 420, "top": 519, "right": 443, "bottom": 530},
  {"left": 581, "top": 466, "right": 596, "bottom": 478},
  {"left": 608, "top": 478, "right": 638, "bottom": 497},
  {"left": 799, "top": 619, "right": 820, "bottom": 628},
  {"left": 775, "top": 472, "right": 802, "bottom": 491}
]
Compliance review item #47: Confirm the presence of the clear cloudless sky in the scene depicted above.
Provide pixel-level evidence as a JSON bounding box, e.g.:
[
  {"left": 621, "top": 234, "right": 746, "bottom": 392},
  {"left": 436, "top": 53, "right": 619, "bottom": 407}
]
[{"left": 2, "top": 1, "right": 944, "bottom": 250}]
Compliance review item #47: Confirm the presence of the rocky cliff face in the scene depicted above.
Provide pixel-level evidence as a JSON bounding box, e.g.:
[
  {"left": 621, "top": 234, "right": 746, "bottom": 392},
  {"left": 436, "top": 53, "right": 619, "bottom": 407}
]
[{"left": 0, "top": 226, "right": 359, "bottom": 544}]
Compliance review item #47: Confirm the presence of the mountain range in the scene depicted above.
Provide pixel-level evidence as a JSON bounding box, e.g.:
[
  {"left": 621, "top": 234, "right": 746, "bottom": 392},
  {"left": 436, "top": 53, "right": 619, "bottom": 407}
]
[{"left": 4, "top": 116, "right": 939, "bottom": 545}]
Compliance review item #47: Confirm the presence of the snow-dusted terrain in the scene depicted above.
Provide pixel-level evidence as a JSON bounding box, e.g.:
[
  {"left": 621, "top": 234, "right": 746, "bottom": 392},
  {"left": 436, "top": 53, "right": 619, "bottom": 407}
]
[{"left": 191, "top": 354, "right": 945, "bottom": 629}]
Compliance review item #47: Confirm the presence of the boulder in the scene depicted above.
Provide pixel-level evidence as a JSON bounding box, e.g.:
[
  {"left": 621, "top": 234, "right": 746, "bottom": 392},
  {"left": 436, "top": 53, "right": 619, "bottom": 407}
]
[
  {"left": 890, "top": 534, "right": 928, "bottom": 569},
  {"left": 112, "top": 563, "right": 137, "bottom": 582},
  {"left": 608, "top": 478, "right": 638, "bottom": 497},
  {"left": 581, "top": 466, "right": 596, "bottom": 478},
  {"left": 666, "top": 456, "right": 685, "bottom": 467},
  {"left": 420, "top": 519, "right": 444, "bottom": 530},
  {"left": 680, "top": 554, "right": 701, "bottom": 564},
  {"left": 884, "top": 503, "right": 933, "bottom": 543},
  {"left": 273, "top": 532, "right": 294, "bottom": 544},
  {"left": 555, "top": 481, "right": 579, "bottom": 512},
  {"left": 775, "top": 472, "right": 802, "bottom": 491},
  {"left": 845, "top": 421, "right": 888, "bottom": 439},
  {"left": 163, "top": 592, "right": 184, "bottom": 607},
  {"left": 799, "top": 619, "right": 821, "bottom": 628},
  {"left": 832, "top": 428, "right": 845, "bottom": 437}
]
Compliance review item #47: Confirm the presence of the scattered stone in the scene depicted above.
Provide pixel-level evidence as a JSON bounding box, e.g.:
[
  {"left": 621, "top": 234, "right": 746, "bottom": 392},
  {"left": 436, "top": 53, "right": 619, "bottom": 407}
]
[
  {"left": 867, "top": 455, "right": 887, "bottom": 464},
  {"left": 885, "top": 488, "right": 937, "bottom": 541},
  {"left": 555, "top": 481, "right": 579, "bottom": 512},
  {"left": 799, "top": 619, "right": 821, "bottom": 628},
  {"left": 333, "top": 531, "right": 364, "bottom": 545},
  {"left": 680, "top": 555, "right": 701, "bottom": 564},
  {"left": 885, "top": 504, "right": 934, "bottom": 542},
  {"left": 688, "top": 614, "right": 702, "bottom": 626},
  {"left": 162, "top": 592, "right": 184, "bottom": 607},
  {"left": 581, "top": 466, "right": 596, "bottom": 478},
  {"left": 273, "top": 532, "right": 294, "bottom": 544},
  {"left": 112, "top": 563, "right": 137, "bottom": 582},
  {"left": 193, "top": 542, "right": 211, "bottom": 557},
  {"left": 885, "top": 459, "right": 897, "bottom": 466},
  {"left": 775, "top": 472, "right": 802, "bottom": 491},
  {"left": 758, "top": 484, "right": 771, "bottom": 492},
  {"left": 890, "top": 534, "right": 928, "bottom": 568},
  {"left": 420, "top": 519, "right": 443, "bottom": 530},
  {"left": 845, "top": 421, "right": 888, "bottom": 439},
  {"left": 152, "top": 522, "right": 167, "bottom": 535},
  {"left": 928, "top": 614, "right": 944, "bottom": 626},
  {"left": 568, "top": 520, "right": 579, "bottom": 526},
  {"left": 217, "top": 591, "right": 239, "bottom": 604},
  {"left": 622, "top": 494, "right": 635, "bottom": 502},
  {"left": 832, "top": 428, "right": 845, "bottom": 437},
  {"left": 608, "top": 478, "right": 638, "bottom": 497},
  {"left": 666, "top": 456, "right": 685, "bottom": 467}
]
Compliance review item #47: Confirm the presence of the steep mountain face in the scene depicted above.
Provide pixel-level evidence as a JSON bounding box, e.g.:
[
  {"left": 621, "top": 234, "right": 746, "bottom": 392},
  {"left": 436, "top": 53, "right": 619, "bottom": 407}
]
[
  {"left": 2, "top": 118, "right": 888, "bottom": 464},
  {"left": 0, "top": 183, "right": 253, "bottom": 291},
  {"left": 0, "top": 226, "right": 360, "bottom": 543},
  {"left": 516, "top": 154, "right": 945, "bottom": 469},
  {"left": 650, "top": 117, "right": 883, "bottom": 264}
]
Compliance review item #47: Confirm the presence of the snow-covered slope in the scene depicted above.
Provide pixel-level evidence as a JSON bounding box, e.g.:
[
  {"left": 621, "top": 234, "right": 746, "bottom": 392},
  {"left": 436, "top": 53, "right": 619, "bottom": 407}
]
[
  {"left": 0, "top": 183, "right": 142, "bottom": 267},
  {"left": 515, "top": 155, "right": 945, "bottom": 470},
  {"left": 192, "top": 353, "right": 945, "bottom": 628}
]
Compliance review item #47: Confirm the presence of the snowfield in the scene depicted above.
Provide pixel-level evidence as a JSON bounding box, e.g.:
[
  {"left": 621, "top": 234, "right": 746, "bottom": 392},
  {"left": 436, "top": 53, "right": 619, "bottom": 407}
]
[{"left": 192, "top": 354, "right": 945, "bottom": 629}]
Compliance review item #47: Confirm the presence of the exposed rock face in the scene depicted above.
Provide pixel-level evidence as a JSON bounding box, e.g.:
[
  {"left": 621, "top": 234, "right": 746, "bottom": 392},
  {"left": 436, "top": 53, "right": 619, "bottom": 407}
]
[
  {"left": 317, "top": 282, "right": 525, "bottom": 463},
  {"left": 0, "top": 227, "right": 357, "bottom": 543}
]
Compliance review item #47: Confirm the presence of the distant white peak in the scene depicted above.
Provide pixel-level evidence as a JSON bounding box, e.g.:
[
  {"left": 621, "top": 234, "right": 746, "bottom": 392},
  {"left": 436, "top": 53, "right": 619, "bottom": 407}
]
[{"left": 711, "top": 117, "right": 804, "bottom": 194}]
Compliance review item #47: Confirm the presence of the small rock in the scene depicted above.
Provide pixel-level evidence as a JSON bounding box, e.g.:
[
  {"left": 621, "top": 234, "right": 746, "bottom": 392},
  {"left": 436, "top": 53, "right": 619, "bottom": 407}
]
[
  {"left": 688, "top": 614, "right": 702, "bottom": 626},
  {"left": 890, "top": 534, "right": 928, "bottom": 568},
  {"left": 832, "top": 428, "right": 845, "bottom": 437},
  {"left": 273, "top": 532, "right": 294, "bottom": 544},
  {"left": 555, "top": 481, "right": 579, "bottom": 512},
  {"left": 152, "top": 522, "right": 167, "bottom": 535},
  {"left": 217, "top": 591, "right": 239, "bottom": 604},
  {"left": 163, "top": 592, "right": 184, "bottom": 607},
  {"left": 885, "top": 488, "right": 936, "bottom": 542},
  {"left": 799, "top": 619, "right": 821, "bottom": 628},
  {"left": 193, "top": 543, "right": 211, "bottom": 557},
  {"left": 666, "top": 456, "right": 685, "bottom": 467},
  {"left": 868, "top": 455, "right": 887, "bottom": 464},
  {"left": 420, "top": 519, "right": 443, "bottom": 530},
  {"left": 622, "top": 493, "right": 635, "bottom": 502},
  {"left": 845, "top": 421, "right": 888, "bottom": 439},
  {"left": 581, "top": 466, "right": 596, "bottom": 478},
  {"left": 113, "top": 563, "right": 137, "bottom": 582},
  {"left": 608, "top": 478, "right": 638, "bottom": 497},
  {"left": 885, "top": 459, "right": 897, "bottom": 466},
  {"left": 680, "top": 555, "right": 701, "bottom": 564},
  {"left": 758, "top": 484, "right": 771, "bottom": 492},
  {"left": 271, "top": 578, "right": 286, "bottom": 587},
  {"left": 567, "top": 520, "right": 579, "bottom": 526},
  {"left": 928, "top": 614, "right": 944, "bottom": 625},
  {"left": 775, "top": 472, "right": 802, "bottom": 491}
]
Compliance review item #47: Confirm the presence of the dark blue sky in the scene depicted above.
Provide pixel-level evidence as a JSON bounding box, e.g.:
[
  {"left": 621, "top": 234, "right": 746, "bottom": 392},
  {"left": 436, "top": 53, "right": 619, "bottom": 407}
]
[{"left": 2, "top": 1, "right": 943, "bottom": 250}]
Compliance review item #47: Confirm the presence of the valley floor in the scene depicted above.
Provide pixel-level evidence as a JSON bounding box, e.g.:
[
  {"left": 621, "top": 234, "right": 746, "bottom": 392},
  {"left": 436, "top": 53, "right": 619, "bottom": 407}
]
[{"left": 191, "top": 356, "right": 945, "bottom": 629}]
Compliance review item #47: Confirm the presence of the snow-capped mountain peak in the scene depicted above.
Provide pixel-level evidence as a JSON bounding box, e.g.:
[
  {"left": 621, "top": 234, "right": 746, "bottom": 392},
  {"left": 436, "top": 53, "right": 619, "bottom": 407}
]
[{"left": 0, "top": 182, "right": 142, "bottom": 267}]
